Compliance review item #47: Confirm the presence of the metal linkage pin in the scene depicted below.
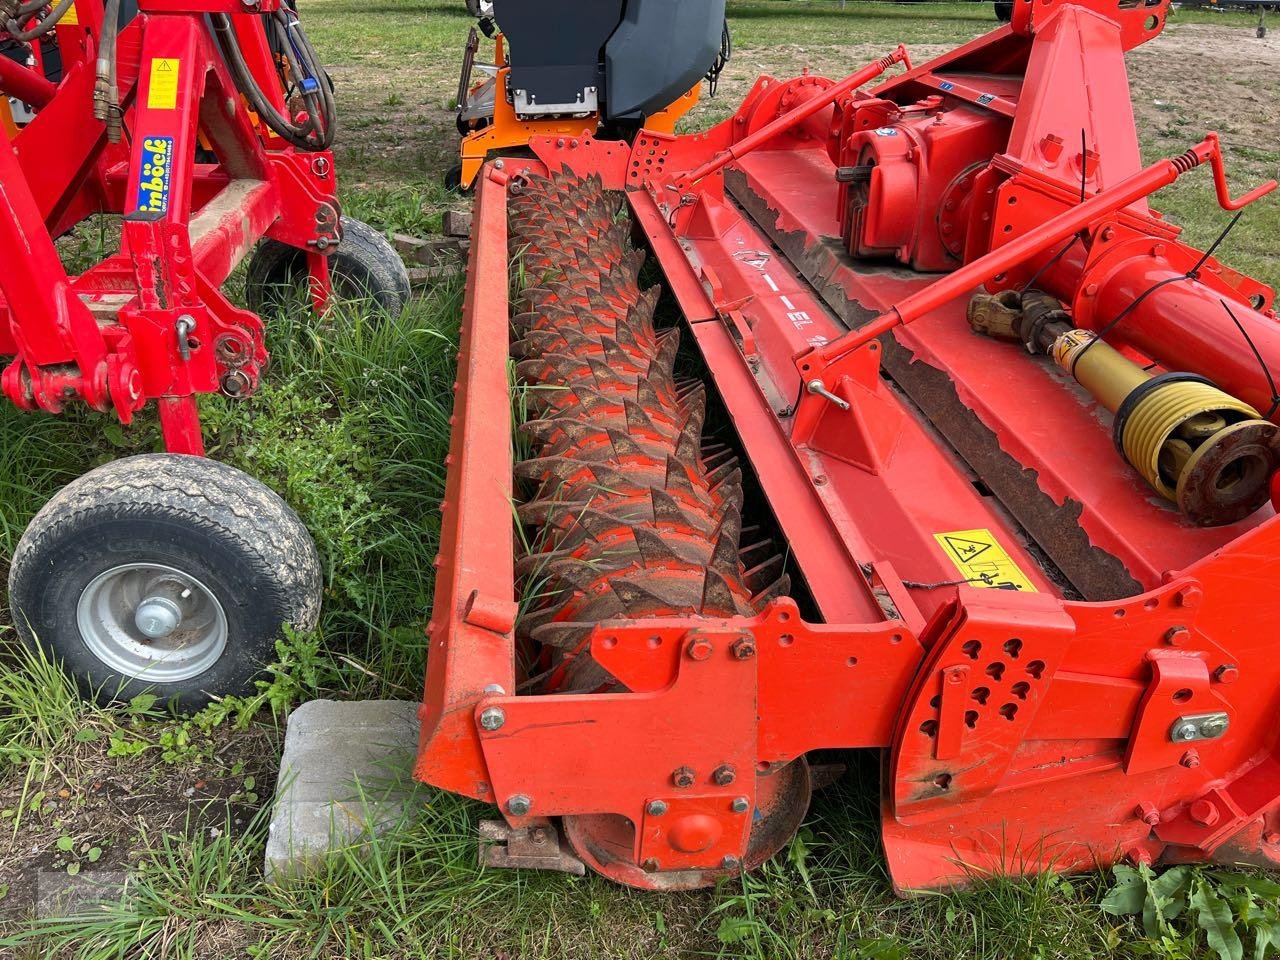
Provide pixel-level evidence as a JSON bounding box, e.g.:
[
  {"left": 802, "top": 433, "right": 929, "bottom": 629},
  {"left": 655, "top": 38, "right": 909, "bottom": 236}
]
[{"left": 806, "top": 379, "right": 850, "bottom": 411}]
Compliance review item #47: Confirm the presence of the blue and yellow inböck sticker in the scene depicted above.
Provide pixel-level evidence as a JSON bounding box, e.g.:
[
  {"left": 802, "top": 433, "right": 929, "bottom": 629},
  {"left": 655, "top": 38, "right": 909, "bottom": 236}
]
[{"left": 136, "top": 136, "right": 174, "bottom": 215}]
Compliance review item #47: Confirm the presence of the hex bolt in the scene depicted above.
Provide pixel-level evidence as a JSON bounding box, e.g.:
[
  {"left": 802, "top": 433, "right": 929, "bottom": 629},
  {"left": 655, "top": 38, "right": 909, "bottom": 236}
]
[
  {"left": 1175, "top": 585, "right": 1203, "bottom": 608},
  {"left": 712, "top": 764, "right": 737, "bottom": 787},
  {"left": 731, "top": 797, "right": 750, "bottom": 814},
  {"left": 1189, "top": 799, "right": 1219, "bottom": 827},
  {"left": 1125, "top": 846, "right": 1154, "bottom": 867},
  {"left": 1164, "top": 626, "right": 1191, "bottom": 647},
  {"left": 506, "top": 794, "right": 532, "bottom": 816},
  {"left": 1212, "top": 664, "right": 1239, "bottom": 685},
  {"left": 672, "top": 766, "right": 695, "bottom": 789},
  {"left": 642, "top": 857, "right": 660, "bottom": 873},
  {"left": 1134, "top": 802, "right": 1161, "bottom": 827},
  {"left": 478, "top": 707, "right": 506, "bottom": 731},
  {"left": 1172, "top": 720, "right": 1200, "bottom": 742},
  {"left": 730, "top": 638, "right": 757, "bottom": 660},
  {"left": 686, "top": 638, "right": 713, "bottom": 661},
  {"left": 1264, "top": 832, "right": 1280, "bottom": 845},
  {"left": 721, "top": 855, "right": 740, "bottom": 869},
  {"left": 647, "top": 800, "right": 668, "bottom": 817},
  {"left": 1179, "top": 749, "right": 1201, "bottom": 769}
]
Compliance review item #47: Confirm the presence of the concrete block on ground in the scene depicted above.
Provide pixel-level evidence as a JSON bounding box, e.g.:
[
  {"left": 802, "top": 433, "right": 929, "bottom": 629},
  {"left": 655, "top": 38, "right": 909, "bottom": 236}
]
[{"left": 265, "top": 698, "right": 421, "bottom": 881}]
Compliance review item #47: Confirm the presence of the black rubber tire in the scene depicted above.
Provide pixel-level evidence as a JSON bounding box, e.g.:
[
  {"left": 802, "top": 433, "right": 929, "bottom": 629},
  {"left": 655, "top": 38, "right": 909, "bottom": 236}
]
[
  {"left": 995, "top": 0, "right": 1014, "bottom": 20},
  {"left": 7, "top": 454, "right": 322, "bottom": 712},
  {"left": 245, "top": 216, "right": 411, "bottom": 317},
  {"left": 444, "top": 163, "right": 469, "bottom": 194}
]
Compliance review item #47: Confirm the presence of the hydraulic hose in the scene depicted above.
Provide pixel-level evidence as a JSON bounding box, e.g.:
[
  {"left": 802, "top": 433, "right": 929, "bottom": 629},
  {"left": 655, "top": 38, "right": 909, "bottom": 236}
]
[
  {"left": 6, "top": 0, "right": 76, "bottom": 42},
  {"left": 210, "top": 6, "right": 334, "bottom": 151}
]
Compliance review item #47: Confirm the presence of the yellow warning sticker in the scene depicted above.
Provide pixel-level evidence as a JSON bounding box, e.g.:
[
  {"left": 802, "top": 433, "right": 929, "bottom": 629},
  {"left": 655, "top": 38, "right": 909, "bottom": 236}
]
[
  {"left": 933, "top": 528, "right": 1038, "bottom": 593},
  {"left": 147, "top": 58, "right": 180, "bottom": 110},
  {"left": 62, "top": 2, "right": 78, "bottom": 24}
]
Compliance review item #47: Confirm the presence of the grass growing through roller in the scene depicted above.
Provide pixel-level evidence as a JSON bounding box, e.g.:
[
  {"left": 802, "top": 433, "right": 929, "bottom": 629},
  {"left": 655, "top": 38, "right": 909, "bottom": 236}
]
[{"left": 3, "top": 0, "right": 1280, "bottom": 957}]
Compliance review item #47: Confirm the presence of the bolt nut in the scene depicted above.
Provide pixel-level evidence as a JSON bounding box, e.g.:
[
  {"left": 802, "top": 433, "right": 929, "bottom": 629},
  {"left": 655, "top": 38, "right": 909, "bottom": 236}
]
[
  {"left": 1134, "top": 802, "right": 1161, "bottom": 827},
  {"left": 1179, "top": 749, "right": 1201, "bottom": 769},
  {"left": 672, "top": 766, "right": 695, "bottom": 789},
  {"left": 478, "top": 707, "right": 506, "bottom": 731},
  {"left": 642, "top": 857, "right": 660, "bottom": 873},
  {"left": 1175, "top": 585, "right": 1203, "bottom": 608},
  {"left": 1164, "top": 626, "right": 1191, "bottom": 647},
  {"left": 1125, "top": 846, "right": 1154, "bottom": 867},
  {"left": 712, "top": 764, "right": 737, "bottom": 787},
  {"left": 1263, "top": 832, "right": 1280, "bottom": 845},
  {"left": 721, "top": 855, "right": 740, "bottom": 870},
  {"left": 686, "top": 638, "right": 714, "bottom": 662},
  {"left": 646, "top": 800, "right": 668, "bottom": 817},
  {"left": 1212, "top": 664, "right": 1239, "bottom": 685},
  {"left": 506, "top": 794, "right": 532, "bottom": 816},
  {"left": 731, "top": 797, "right": 750, "bottom": 814},
  {"left": 1188, "top": 799, "right": 1219, "bottom": 827},
  {"left": 730, "top": 638, "right": 757, "bottom": 660}
]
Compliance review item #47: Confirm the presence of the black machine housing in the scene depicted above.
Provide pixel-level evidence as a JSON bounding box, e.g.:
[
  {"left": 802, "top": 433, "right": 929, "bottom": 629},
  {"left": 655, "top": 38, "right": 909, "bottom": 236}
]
[{"left": 490, "top": 0, "right": 726, "bottom": 124}]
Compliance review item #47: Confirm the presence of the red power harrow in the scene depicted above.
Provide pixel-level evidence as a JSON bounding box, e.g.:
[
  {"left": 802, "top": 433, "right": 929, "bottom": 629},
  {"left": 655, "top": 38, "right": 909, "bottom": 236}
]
[
  {"left": 1, "top": 1, "right": 406, "bottom": 710},
  {"left": 418, "top": 0, "right": 1280, "bottom": 891}
]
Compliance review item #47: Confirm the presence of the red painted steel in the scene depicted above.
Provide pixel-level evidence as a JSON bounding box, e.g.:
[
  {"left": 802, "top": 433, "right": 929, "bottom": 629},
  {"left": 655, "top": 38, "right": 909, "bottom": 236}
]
[
  {"left": 0, "top": 0, "right": 338, "bottom": 453},
  {"left": 419, "top": 0, "right": 1280, "bottom": 892}
]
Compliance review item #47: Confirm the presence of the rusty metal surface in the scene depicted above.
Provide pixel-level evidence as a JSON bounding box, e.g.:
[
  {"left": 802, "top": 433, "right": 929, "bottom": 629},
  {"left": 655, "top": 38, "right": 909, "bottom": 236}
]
[{"left": 479, "top": 819, "right": 586, "bottom": 876}]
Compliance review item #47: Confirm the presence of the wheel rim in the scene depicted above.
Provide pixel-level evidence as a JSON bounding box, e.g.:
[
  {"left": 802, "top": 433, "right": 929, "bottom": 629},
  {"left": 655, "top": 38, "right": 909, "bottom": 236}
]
[{"left": 76, "top": 563, "right": 228, "bottom": 683}]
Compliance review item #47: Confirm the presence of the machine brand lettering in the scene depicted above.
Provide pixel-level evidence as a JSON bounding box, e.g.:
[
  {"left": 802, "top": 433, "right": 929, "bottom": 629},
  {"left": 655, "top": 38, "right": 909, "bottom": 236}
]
[{"left": 136, "top": 136, "right": 174, "bottom": 215}]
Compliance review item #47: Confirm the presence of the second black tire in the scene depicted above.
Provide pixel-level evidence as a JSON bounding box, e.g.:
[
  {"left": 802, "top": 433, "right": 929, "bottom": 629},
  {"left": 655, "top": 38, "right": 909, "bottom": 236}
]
[{"left": 245, "top": 216, "right": 411, "bottom": 316}]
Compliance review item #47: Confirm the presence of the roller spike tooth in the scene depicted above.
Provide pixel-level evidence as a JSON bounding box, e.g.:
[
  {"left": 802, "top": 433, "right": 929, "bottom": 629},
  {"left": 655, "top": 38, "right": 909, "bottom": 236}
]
[
  {"left": 622, "top": 398, "right": 659, "bottom": 437},
  {"left": 610, "top": 577, "right": 683, "bottom": 616},
  {"left": 546, "top": 557, "right": 606, "bottom": 592},
  {"left": 600, "top": 337, "right": 633, "bottom": 370},
  {"left": 744, "top": 554, "right": 785, "bottom": 592},
  {"left": 650, "top": 487, "right": 690, "bottom": 526},
  {"left": 752, "top": 575, "right": 792, "bottom": 608},
  {"left": 653, "top": 329, "right": 681, "bottom": 372},
  {"left": 636, "top": 376, "right": 667, "bottom": 414},
  {"left": 632, "top": 526, "right": 681, "bottom": 567},
  {"left": 515, "top": 454, "right": 580, "bottom": 485},
  {"left": 675, "top": 414, "right": 704, "bottom": 465},
  {"left": 700, "top": 567, "right": 740, "bottom": 615},
  {"left": 710, "top": 507, "right": 744, "bottom": 572},
  {"left": 664, "top": 455, "right": 696, "bottom": 495},
  {"left": 706, "top": 458, "right": 741, "bottom": 487},
  {"left": 712, "top": 470, "right": 745, "bottom": 515},
  {"left": 588, "top": 461, "right": 642, "bottom": 494},
  {"left": 606, "top": 428, "right": 646, "bottom": 458},
  {"left": 573, "top": 508, "right": 628, "bottom": 544},
  {"left": 514, "top": 549, "right": 571, "bottom": 580},
  {"left": 521, "top": 418, "right": 593, "bottom": 446},
  {"left": 528, "top": 620, "right": 591, "bottom": 650}
]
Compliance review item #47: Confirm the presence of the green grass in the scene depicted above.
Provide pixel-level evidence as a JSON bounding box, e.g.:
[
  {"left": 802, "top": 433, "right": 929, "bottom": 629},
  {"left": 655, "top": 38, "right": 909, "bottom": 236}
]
[{"left": 2, "top": 0, "right": 1280, "bottom": 957}]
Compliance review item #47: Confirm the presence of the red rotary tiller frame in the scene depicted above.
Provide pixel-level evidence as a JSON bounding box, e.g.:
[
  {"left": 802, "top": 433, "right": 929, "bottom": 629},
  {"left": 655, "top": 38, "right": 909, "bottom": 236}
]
[
  {"left": 419, "top": 0, "right": 1280, "bottom": 892},
  {"left": 1, "top": 0, "right": 345, "bottom": 454}
]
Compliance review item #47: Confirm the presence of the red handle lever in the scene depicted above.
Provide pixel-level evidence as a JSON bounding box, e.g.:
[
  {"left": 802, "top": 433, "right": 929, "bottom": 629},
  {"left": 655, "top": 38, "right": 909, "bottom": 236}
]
[{"left": 1202, "top": 133, "right": 1277, "bottom": 211}]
